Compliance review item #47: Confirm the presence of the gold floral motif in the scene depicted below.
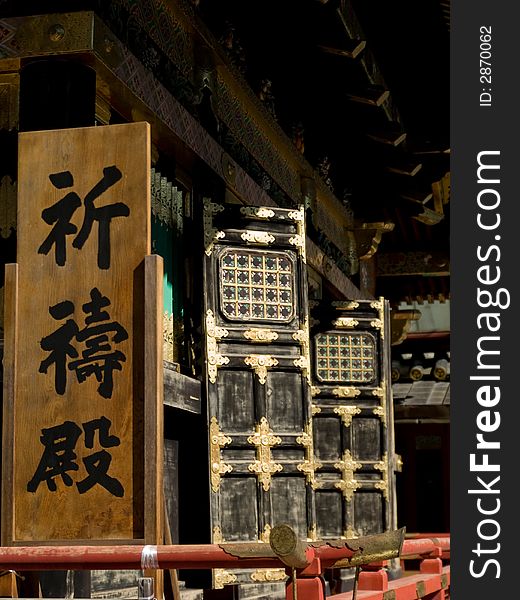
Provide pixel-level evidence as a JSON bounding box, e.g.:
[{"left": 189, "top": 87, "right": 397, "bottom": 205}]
[
  {"left": 311, "top": 387, "right": 321, "bottom": 398},
  {"left": 334, "top": 450, "right": 362, "bottom": 501},
  {"left": 203, "top": 198, "right": 225, "bottom": 256},
  {"left": 240, "top": 206, "right": 275, "bottom": 219},
  {"left": 370, "top": 299, "right": 384, "bottom": 311},
  {"left": 297, "top": 420, "right": 322, "bottom": 489},
  {"left": 293, "top": 355, "right": 310, "bottom": 384},
  {"left": 288, "top": 208, "right": 305, "bottom": 222},
  {"left": 372, "top": 405, "right": 386, "bottom": 426},
  {"left": 292, "top": 328, "right": 308, "bottom": 344},
  {"left": 370, "top": 318, "right": 384, "bottom": 339},
  {"left": 250, "top": 569, "right": 287, "bottom": 582},
  {"left": 332, "top": 387, "right": 361, "bottom": 398},
  {"left": 244, "top": 328, "right": 279, "bottom": 343},
  {"left": 247, "top": 418, "right": 283, "bottom": 491},
  {"left": 311, "top": 404, "right": 322, "bottom": 414},
  {"left": 209, "top": 417, "right": 233, "bottom": 492},
  {"left": 240, "top": 230, "right": 276, "bottom": 244},
  {"left": 296, "top": 431, "right": 312, "bottom": 447},
  {"left": 244, "top": 354, "right": 279, "bottom": 384},
  {"left": 372, "top": 386, "right": 384, "bottom": 398},
  {"left": 334, "top": 406, "right": 362, "bottom": 428},
  {"left": 332, "top": 317, "right": 359, "bottom": 328},
  {"left": 214, "top": 569, "right": 238, "bottom": 589}
]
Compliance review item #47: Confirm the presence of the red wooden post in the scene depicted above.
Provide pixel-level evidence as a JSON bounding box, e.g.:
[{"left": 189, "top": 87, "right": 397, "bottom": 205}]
[
  {"left": 358, "top": 568, "right": 388, "bottom": 591},
  {"left": 286, "top": 577, "right": 326, "bottom": 600}
]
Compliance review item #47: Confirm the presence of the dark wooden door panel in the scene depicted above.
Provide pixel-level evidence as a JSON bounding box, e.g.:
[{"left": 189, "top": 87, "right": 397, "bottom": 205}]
[
  {"left": 203, "top": 202, "right": 312, "bottom": 588},
  {"left": 310, "top": 299, "right": 396, "bottom": 540}
]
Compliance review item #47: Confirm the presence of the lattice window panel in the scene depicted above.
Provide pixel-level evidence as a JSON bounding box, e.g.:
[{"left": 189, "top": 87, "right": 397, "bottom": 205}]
[
  {"left": 219, "top": 249, "right": 295, "bottom": 321},
  {"left": 314, "top": 332, "right": 377, "bottom": 383}
]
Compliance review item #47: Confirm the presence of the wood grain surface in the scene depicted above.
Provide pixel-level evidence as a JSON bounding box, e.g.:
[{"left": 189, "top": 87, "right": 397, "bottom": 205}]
[{"left": 7, "top": 122, "right": 154, "bottom": 543}]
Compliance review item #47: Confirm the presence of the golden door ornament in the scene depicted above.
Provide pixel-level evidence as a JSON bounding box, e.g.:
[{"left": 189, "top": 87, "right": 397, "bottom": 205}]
[
  {"left": 334, "top": 450, "right": 362, "bottom": 501},
  {"left": 247, "top": 418, "right": 282, "bottom": 491},
  {"left": 209, "top": 417, "right": 233, "bottom": 492}
]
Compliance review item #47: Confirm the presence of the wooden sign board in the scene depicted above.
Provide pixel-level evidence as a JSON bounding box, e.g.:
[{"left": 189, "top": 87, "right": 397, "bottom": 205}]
[{"left": 2, "top": 122, "right": 163, "bottom": 545}]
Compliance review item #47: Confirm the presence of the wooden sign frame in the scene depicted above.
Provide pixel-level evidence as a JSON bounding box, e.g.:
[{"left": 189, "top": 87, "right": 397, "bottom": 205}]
[{"left": 1, "top": 123, "right": 162, "bottom": 547}]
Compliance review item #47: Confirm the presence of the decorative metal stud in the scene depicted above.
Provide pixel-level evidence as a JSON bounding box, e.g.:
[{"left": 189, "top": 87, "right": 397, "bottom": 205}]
[{"left": 332, "top": 387, "right": 361, "bottom": 398}]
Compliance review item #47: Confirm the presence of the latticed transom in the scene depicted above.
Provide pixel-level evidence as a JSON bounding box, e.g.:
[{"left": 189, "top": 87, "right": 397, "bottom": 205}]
[
  {"left": 314, "top": 332, "right": 377, "bottom": 383},
  {"left": 219, "top": 249, "right": 295, "bottom": 321}
]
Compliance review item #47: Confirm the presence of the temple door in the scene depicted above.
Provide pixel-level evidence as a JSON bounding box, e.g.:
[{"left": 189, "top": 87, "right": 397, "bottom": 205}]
[
  {"left": 309, "top": 299, "right": 398, "bottom": 540},
  {"left": 202, "top": 201, "right": 315, "bottom": 587}
]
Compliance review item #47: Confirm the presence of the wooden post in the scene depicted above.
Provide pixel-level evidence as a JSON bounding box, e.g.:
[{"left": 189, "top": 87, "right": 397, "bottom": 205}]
[
  {"left": 144, "top": 254, "right": 164, "bottom": 599},
  {"left": 1, "top": 263, "right": 17, "bottom": 548}
]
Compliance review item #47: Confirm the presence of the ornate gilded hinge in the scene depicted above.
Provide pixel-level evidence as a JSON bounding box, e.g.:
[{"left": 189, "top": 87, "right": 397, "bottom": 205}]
[
  {"left": 288, "top": 207, "right": 305, "bottom": 221},
  {"left": 334, "top": 406, "right": 361, "bottom": 427},
  {"left": 241, "top": 230, "right": 276, "bottom": 244},
  {"left": 332, "top": 317, "right": 359, "bottom": 328},
  {"left": 372, "top": 385, "right": 384, "bottom": 398},
  {"left": 209, "top": 417, "right": 232, "bottom": 492},
  {"left": 288, "top": 208, "right": 306, "bottom": 262},
  {"left": 334, "top": 450, "right": 362, "bottom": 501},
  {"left": 214, "top": 569, "right": 237, "bottom": 589},
  {"left": 370, "top": 318, "right": 384, "bottom": 339},
  {"left": 293, "top": 355, "right": 311, "bottom": 384},
  {"left": 244, "top": 328, "right": 279, "bottom": 343},
  {"left": 206, "top": 310, "right": 229, "bottom": 384},
  {"left": 203, "top": 198, "right": 225, "bottom": 256},
  {"left": 372, "top": 383, "right": 386, "bottom": 426},
  {"left": 296, "top": 420, "right": 322, "bottom": 489},
  {"left": 370, "top": 299, "right": 384, "bottom": 312},
  {"left": 370, "top": 297, "right": 385, "bottom": 339},
  {"left": 247, "top": 417, "right": 283, "bottom": 491},
  {"left": 372, "top": 405, "right": 386, "bottom": 426},
  {"left": 374, "top": 453, "right": 389, "bottom": 500},
  {"left": 244, "top": 354, "right": 279, "bottom": 384}
]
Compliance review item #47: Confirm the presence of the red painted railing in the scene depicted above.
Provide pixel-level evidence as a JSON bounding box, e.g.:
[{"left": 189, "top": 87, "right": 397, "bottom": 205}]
[
  {"left": 330, "top": 535, "right": 450, "bottom": 600},
  {"left": 0, "top": 533, "right": 450, "bottom": 600}
]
